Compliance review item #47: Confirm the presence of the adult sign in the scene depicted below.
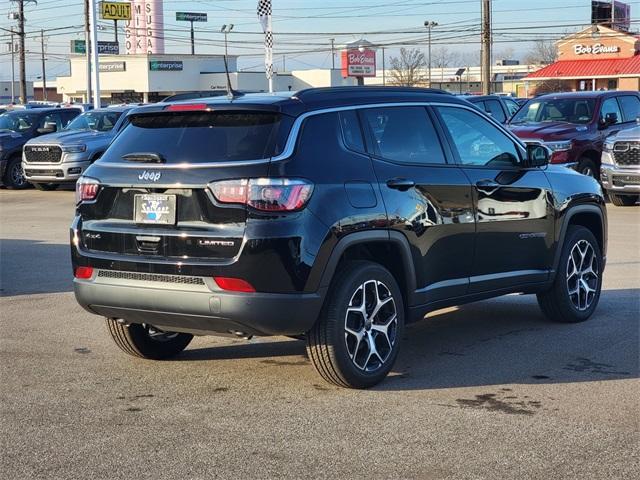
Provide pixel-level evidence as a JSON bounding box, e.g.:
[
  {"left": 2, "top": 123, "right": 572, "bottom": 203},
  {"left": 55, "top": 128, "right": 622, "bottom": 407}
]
[
  {"left": 341, "top": 49, "right": 376, "bottom": 77},
  {"left": 176, "top": 12, "right": 208, "bottom": 22},
  {"left": 100, "top": 1, "right": 131, "bottom": 21}
]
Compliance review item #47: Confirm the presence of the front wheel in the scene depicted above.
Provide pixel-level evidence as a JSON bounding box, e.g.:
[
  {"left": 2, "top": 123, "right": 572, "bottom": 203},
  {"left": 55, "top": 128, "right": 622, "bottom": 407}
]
[
  {"left": 537, "top": 226, "right": 603, "bottom": 323},
  {"left": 577, "top": 158, "right": 599, "bottom": 181},
  {"left": 306, "top": 261, "right": 404, "bottom": 389},
  {"left": 3, "top": 157, "right": 28, "bottom": 189},
  {"left": 105, "top": 318, "right": 193, "bottom": 360},
  {"left": 609, "top": 193, "right": 638, "bottom": 207}
]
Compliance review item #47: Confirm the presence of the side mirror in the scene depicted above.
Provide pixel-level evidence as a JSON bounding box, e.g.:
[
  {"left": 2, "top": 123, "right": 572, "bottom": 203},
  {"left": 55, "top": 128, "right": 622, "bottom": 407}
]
[
  {"left": 526, "top": 144, "right": 550, "bottom": 168},
  {"left": 600, "top": 112, "right": 618, "bottom": 128}
]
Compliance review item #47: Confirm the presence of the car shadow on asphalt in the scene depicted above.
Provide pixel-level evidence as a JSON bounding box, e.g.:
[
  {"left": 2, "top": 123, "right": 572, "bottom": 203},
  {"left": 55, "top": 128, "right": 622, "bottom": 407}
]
[
  {"left": 0, "top": 239, "right": 73, "bottom": 296},
  {"left": 179, "top": 288, "right": 639, "bottom": 391}
]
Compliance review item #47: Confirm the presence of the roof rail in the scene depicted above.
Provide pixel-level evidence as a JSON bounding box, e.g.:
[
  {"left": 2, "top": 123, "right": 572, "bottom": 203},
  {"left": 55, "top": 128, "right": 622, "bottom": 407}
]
[{"left": 294, "top": 86, "right": 451, "bottom": 100}]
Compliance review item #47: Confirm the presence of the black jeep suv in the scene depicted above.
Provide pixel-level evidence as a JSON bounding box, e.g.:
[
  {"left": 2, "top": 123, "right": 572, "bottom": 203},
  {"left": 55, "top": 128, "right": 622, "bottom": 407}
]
[{"left": 71, "top": 87, "right": 607, "bottom": 388}]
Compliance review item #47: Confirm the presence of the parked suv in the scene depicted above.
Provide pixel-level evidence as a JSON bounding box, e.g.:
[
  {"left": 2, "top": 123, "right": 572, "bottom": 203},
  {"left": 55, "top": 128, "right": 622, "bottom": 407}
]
[
  {"left": 71, "top": 87, "right": 607, "bottom": 388},
  {"left": 0, "top": 107, "right": 81, "bottom": 188},
  {"left": 601, "top": 125, "right": 640, "bottom": 206},
  {"left": 508, "top": 91, "right": 640, "bottom": 179},
  {"left": 23, "top": 106, "right": 132, "bottom": 190},
  {"left": 463, "top": 94, "right": 521, "bottom": 124}
]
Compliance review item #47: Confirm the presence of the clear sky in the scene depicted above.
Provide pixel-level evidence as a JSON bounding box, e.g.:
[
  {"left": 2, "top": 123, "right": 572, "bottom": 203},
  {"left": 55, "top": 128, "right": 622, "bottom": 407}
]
[{"left": 1, "top": 0, "right": 638, "bottom": 82}]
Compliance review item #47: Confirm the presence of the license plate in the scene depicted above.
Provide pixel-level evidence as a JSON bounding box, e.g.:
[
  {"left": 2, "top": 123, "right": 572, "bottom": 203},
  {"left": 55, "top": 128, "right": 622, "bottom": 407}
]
[{"left": 134, "top": 194, "right": 176, "bottom": 225}]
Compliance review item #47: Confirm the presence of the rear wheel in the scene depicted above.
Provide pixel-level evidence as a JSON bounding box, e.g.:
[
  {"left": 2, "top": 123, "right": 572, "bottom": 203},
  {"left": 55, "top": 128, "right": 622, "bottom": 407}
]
[
  {"left": 609, "top": 193, "right": 638, "bottom": 207},
  {"left": 3, "top": 157, "right": 28, "bottom": 189},
  {"left": 33, "top": 183, "right": 59, "bottom": 191},
  {"left": 306, "top": 261, "right": 404, "bottom": 389},
  {"left": 537, "top": 226, "right": 602, "bottom": 323},
  {"left": 105, "top": 318, "right": 193, "bottom": 360},
  {"left": 577, "top": 158, "right": 599, "bottom": 181}
]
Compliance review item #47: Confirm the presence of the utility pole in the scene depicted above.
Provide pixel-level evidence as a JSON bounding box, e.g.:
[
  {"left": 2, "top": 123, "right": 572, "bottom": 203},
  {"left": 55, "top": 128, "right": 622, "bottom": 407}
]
[
  {"left": 88, "top": 0, "right": 101, "bottom": 108},
  {"left": 84, "top": 0, "right": 92, "bottom": 103},
  {"left": 9, "top": 33, "right": 16, "bottom": 103},
  {"left": 17, "top": 0, "right": 27, "bottom": 104},
  {"left": 481, "top": 0, "right": 492, "bottom": 95},
  {"left": 40, "top": 29, "right": 47, "bottom": 100},
  {"left": 190, "top": 20, "right": 195, "bottom": 55},
  {"left": 382, "top": 47, "right": 386, "bottom": 86},
  {"left": 330, "top": 38, "right": 335, "bottom": 69},
  {"left": 424, "top": 20, "right": 438, "bottom": 88}
]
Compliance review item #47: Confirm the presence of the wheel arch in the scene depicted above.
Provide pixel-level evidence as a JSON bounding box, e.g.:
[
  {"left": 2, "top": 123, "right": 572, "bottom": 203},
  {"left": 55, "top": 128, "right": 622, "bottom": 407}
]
[
  {"left": 552, "top": 204, "right": 606, "bottom": 280},
  {"left": 318, "top": 230, "right": 417, "bottom": 310}
]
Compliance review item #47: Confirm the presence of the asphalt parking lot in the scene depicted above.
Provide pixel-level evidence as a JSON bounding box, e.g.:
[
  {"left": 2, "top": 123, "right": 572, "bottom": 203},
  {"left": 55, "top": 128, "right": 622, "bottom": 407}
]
[{"left": 1, "top": 189, "right": 638, "bottom": 480}]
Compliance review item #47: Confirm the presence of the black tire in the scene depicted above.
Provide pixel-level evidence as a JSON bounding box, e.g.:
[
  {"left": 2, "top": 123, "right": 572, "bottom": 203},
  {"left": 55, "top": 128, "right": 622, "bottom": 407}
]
[
  {"left": 537, "top": 226, "right": 602, "bottom": 323},
  {"left": 577, "top": 157, "right": 599, "bottom": 181},
  {"left": 105, "top": 318, "right": 193, "bottom": 360},
  {"left": 3, "top": 156, "right": 28, "bottom": 189},
  {"left": 33, "top": 183, "right": 59, "bottom": 191},
  {"left": 306, "top": 260, "right": 404, "bottom": 389},
  {"left": 609, "top": 193, "right": 638, "bottom": 207}
]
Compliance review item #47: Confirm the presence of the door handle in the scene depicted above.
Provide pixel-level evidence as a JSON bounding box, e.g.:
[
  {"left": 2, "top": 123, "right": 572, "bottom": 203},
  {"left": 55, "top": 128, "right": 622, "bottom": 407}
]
[
  {"left": 386, "top": 178, "right": 415, "bottom": 191},
  {"left": 475, "top": 179, "right": 500, "bottom": 189}
]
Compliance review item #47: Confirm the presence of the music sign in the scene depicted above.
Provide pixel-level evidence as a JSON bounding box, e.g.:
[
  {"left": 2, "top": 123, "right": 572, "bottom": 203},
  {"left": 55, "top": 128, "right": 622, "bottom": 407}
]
[{"left": 341, "top": 49, "right": 376, "bottom": 77}]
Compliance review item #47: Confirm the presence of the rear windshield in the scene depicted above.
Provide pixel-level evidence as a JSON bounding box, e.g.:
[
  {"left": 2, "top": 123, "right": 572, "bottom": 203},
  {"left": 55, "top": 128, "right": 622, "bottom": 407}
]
[{"left": 102, "top": 111, "right": 289, "bottom": 163}]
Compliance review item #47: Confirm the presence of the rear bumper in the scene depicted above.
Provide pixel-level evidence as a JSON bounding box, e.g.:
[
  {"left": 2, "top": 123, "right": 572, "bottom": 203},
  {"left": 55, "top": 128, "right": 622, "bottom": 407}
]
[
  {"left": 600, "top": 163, "right": 640, "bottom": 194},
  {"left": 74, "top": 271, "right": 325, "bottom": 337}
]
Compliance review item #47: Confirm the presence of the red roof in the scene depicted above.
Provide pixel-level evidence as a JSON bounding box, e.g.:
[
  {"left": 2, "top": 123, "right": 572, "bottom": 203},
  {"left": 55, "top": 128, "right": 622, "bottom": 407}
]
[{"left": 525, "top": 55, "right": 640, "bottom": 79}]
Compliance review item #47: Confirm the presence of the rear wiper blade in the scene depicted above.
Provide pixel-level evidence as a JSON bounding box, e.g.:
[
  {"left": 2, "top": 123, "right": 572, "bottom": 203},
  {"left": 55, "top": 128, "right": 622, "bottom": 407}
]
[{"left": 121, "top": 152, "right": 165, "bottom": 163}]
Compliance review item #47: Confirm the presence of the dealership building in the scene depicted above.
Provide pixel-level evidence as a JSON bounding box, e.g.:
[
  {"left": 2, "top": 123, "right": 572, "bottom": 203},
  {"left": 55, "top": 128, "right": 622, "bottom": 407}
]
[{"left": 524, "top": 25, "right": 640, "bottom": 93}]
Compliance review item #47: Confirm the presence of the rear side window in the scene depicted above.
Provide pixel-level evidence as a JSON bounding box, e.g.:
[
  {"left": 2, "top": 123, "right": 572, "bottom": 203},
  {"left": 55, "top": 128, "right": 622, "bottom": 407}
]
[
  {"left": 600, "top": 98, "right": 622, "bottom": 125},
  {"left": 485, "top": 100, "right": 506, "bottom": 123},
  {"left": 361, "top": 106, "right": 446, "bottom": 165},
  {"left": 618, "top": 95, "right": 640, "bottom": 122},
  {"left": 339, "top": 110, "right": 365, "bottom": 153},
  {"left": 102, "top": 111, "right": 288, "bottom": 163}
]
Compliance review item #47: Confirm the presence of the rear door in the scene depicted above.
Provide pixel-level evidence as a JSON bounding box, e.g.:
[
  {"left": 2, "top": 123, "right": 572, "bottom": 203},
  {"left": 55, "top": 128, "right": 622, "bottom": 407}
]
[
  {"left": 484, "top": 99, "right": 507, "bottom": 124},
  {"left": 360, "top": 105, "right": 475, "bottom": 304},
  {"left": 434, "top": 105, "right": 555, "bottom": 293},
  {"left": 78, "top": 108, "right": 290, "bottom": 263}
]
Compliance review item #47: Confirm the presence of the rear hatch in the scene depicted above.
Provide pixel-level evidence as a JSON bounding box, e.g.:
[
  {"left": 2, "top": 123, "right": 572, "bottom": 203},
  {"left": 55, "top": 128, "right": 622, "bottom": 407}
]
[{"left": 77, "top": 106, "right": 293, "bottom": 262}]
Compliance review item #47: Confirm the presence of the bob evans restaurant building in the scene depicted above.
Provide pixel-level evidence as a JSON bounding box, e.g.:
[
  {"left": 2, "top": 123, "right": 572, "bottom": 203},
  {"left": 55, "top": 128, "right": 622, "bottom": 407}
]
[{"left": 525, "top": 26, "right": 640, "bottom": 92}]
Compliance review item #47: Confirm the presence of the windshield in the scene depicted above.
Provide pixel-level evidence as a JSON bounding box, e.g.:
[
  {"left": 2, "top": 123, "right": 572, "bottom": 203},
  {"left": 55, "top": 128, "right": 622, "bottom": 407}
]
[
  {"left": 101, "top": 111, "right": 290, "bottom": 164},
  {"left": 66, "top": 111, "right": 123, "bottom": 132},
  {"left": 0, "top": 112, "right": 38, "bottom": 132},
  {"left": 511, "top": 98, "right": 596, "bottom": 125}
]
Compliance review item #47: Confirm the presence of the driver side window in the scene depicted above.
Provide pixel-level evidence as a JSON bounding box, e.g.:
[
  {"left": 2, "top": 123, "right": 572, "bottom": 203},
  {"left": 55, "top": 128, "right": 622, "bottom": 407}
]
[{"left": 436, "top": 106, "right": 521, "bottom": 167}]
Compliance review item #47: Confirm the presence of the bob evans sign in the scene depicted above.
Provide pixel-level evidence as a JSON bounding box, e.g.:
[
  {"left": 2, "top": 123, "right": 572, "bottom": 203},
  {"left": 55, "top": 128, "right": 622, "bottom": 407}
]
[
  {"left": 574, "top": 43, "right": 620, "bottom": 55},
  {"left": 341, "top": 49, "right": 376, "bottom": 77}
]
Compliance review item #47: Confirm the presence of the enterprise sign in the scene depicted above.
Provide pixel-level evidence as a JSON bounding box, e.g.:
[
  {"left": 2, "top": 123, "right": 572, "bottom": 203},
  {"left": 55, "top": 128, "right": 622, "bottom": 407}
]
[
  {"left": 71, "top": 39, "right": 120, "bottom": 55},
  {"left": 99, "top": 62, "right": 126, "bottom": 72},
  {"left": 149, "top": 60, "right": 184, "bottom": 71},
  {"left": 176, "top": 12, "right": 208, "bottom": 22},
  {"left": 574, "top": 43, "right": 620, "bottom": 55}
]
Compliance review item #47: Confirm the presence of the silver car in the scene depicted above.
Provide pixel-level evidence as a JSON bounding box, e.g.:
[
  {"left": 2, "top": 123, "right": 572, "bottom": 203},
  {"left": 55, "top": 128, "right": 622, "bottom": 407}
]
[
  {"left": 601, "top": 125, "right": 640, "bottom": 206},
  {"left": 22, "top": 106, "right": 131, "bottom": 190}
]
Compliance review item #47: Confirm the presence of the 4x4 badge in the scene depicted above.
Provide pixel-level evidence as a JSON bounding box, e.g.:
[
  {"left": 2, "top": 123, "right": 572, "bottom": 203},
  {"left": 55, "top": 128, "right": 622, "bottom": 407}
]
[{"left": 138, "top": 171, "right": 162, "bottom": 182}]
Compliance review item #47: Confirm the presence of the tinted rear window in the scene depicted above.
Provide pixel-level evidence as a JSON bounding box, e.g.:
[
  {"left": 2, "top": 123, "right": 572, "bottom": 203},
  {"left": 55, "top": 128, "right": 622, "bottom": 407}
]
[{"left": 102, "top": 111, "right": 289, "bottom": 163}]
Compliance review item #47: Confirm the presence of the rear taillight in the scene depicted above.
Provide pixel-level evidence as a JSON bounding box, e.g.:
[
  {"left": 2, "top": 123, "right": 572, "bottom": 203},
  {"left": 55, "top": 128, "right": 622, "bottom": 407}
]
[
  {"left": 75, "top": 176, "right": 100, "bottom": 203},
  {"left": 74, "top": 266, "right": 94, "bottom": 279},
  {"left": 209, "top": 178, "right": 313, "bottom": 212},
  {"left": 214, "top": 277, "right": 256, "bottom": 293}
]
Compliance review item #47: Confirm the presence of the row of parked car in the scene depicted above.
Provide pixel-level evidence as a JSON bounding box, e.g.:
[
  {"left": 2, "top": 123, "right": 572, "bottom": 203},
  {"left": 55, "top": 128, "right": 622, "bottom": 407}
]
[{"left": 0, "top": 90, "right": 639, "bottom": 206}]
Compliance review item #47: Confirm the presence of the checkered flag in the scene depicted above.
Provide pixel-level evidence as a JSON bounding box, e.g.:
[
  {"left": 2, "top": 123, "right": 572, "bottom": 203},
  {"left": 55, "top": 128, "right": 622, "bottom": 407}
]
[{"left": 257, "top": 0, "right": 274, "bottom": 81}]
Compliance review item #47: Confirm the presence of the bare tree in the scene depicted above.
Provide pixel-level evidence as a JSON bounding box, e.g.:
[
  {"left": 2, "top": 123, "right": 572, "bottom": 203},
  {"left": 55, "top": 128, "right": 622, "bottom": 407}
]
[
  {"left": 524, "top": 39, "right": 558, "bottom": 65},
  {"left": 389, "top": 48, "right": 427, "bottom": 87},
  {"left": 431, "top": 47, "right": 460, "bottom": 68}
]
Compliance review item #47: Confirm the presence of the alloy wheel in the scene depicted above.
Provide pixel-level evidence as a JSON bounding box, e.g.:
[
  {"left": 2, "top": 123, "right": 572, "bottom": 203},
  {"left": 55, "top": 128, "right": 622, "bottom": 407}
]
[
  {"left": 566, "top": 240, "right": 599, "bottom": 311},
  {"left": 344, "top": 280, "right": 398, "bottom": 372},
  {"left": 10, "top": 162, "right": 26, "bottom": 188}
]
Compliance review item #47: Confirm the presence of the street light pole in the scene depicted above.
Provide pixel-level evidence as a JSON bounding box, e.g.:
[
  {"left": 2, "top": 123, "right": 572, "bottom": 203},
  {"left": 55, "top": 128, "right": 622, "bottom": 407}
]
[
  {"left": 9, "top": 33, "right": 16, "bottom": 103},
  {"left": 88, "top": 0, "right": 101, "bottom": 108},
  {"left": 221, "top": 24, "right": 234, "bottom": 61},
  {"left": 424, "top": 20, "right": 438, "bottom": 88}
]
